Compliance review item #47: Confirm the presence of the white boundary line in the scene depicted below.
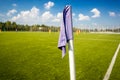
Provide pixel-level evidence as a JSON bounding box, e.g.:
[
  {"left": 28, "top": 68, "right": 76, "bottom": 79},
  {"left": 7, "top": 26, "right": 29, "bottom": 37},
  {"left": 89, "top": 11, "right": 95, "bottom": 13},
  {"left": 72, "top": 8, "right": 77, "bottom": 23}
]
[
  {"left": 103, "top": 43, "right": 120, "bottom": 80},
  {"left": 90, "top": 32, "right": 120, "bottom": 34}
]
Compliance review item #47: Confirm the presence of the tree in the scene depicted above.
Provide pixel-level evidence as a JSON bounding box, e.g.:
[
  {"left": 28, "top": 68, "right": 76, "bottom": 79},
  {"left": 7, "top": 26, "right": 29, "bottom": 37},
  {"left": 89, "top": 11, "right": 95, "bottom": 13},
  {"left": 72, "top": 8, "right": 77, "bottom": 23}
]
[
  {"left": 12, "top": 22, "right": 17, "bottom": 31},
  {"left": 5, "top": 21, "right": 11, "bottom": 31},
  {"left": 0, "top": 22, "right": 2, "bottom": 29},
  {"left": 0, "top": 21, "right": 61, "bottom": 32},
  {"left": 24, "top": 24, "right": 30, "bottom": 31},
  {"left": 0, "top": 22, "right": 3, "bottom": 31}
]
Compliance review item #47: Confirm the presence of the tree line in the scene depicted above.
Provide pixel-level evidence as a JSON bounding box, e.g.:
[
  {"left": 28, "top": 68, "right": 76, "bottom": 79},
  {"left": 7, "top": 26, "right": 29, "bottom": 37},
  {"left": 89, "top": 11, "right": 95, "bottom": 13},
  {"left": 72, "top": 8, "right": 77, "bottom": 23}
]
[
  {"left": 0, "top": 21, "right": 119, "bottom": 32},
  {"left": 0, "top": 21, "right": 60, "bottom": 32}
]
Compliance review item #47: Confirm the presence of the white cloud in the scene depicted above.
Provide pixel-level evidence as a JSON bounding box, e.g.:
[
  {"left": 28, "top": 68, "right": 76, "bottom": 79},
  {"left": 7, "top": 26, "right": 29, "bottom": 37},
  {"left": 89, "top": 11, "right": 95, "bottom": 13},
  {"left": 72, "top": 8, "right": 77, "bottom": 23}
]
[
  {"left": 109, "top": 12, "right": 116, "bottom": 17},
  {"left": 52, "top": 12, "right": 74, "bottom": 22},
  {"left": 44, "top": 1, "right": 54, "bottom": 9},
  {"left": 10, "top": 6, "right": 62, "bottom": 25},
  {"left": 7, "top": 9, "right": 17, "bottom": 16},
  {"left": 11, "top": 6, "right": 40, "bottom": 25},
  {"left": 56, "top": 12, "right": 62, "bottom": 18},
  {"left": 91, "top": 8, "right": 100, "bottom": 18},
  {"left": 72, "top": 13, "right": 75, "bottom": 17},
  {"left": 9, "top": 6, "right": 76, "bottom": 26},
  {"left": 52, "top": 18, "right": 60, "bottom": 22},
  {"left": 92, "top": 23, "right": 97, "bottom": 26},
  {"left": 52, "top": 12, "right": 62, "bottom": 22},
  {"left": 41, "top": 11, "right": 53, "bottom": 22},
  {"left": 12, "top": 3, "right": 17, "bottom": 7},
  {"left": 78, "top": 13, "right": 90, "bottom": 21}
]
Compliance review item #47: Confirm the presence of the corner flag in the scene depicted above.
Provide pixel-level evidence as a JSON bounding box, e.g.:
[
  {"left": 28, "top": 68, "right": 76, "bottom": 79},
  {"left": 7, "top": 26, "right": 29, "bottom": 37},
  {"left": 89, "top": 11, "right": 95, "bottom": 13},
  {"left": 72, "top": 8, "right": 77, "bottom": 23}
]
[
  {"left": 58, "top": 5, "right": 73, "bottom": 58},
  {"left": 58, "top": 5, "right": 76, "bottom": 80}
]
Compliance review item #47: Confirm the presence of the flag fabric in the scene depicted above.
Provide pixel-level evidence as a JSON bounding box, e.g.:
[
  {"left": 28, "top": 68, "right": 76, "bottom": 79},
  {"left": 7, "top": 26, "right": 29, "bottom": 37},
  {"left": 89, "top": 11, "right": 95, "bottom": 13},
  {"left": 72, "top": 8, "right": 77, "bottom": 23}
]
[{"left": 58, "top": 5, "right": 73, "bottom": 58}]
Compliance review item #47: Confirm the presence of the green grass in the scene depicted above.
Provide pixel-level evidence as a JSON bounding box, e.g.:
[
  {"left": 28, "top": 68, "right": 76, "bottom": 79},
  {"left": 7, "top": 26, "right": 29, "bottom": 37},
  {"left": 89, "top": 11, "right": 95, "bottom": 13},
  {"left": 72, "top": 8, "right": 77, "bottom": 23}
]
[
  {"left": 0, "top": 32, "right": 120, "bottom": 80},
  {"left": 109, "top": 48, "right": 120, "bottom": 80}
]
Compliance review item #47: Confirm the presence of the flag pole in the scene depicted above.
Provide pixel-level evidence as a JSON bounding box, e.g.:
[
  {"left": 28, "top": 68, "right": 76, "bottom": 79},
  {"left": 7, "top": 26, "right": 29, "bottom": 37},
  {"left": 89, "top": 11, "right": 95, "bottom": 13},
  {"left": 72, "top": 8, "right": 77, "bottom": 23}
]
[
  {"left": 68, "top": 39, "right": 76, "bottom": 80},
  {"left": 58, "top": 5, "right": 76, "bottom": 80}
]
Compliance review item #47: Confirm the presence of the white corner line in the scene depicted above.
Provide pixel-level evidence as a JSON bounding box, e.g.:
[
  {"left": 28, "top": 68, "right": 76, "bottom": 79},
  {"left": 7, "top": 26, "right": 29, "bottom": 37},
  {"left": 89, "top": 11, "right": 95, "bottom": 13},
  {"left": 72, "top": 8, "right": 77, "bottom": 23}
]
[{"left": 103, "top": 43, "right": 120, "bottom": 80}]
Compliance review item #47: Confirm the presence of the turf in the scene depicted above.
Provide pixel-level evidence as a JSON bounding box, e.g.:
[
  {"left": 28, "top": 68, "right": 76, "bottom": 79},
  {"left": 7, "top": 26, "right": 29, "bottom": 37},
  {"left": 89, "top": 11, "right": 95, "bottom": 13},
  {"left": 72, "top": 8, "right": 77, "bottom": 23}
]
[
  {"left": 109, "top": 47, "right": 120, "bottom": 80},
  {"left": 0, "top": 32, "right": 120, "bottom": 80}
]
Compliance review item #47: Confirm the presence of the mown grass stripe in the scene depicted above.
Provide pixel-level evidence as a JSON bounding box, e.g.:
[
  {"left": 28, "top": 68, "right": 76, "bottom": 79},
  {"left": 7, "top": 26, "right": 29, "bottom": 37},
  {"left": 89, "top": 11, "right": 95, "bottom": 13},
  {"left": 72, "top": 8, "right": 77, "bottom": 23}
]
[{"left": 76, "top": 38, "right": 120, "bottom": 42}]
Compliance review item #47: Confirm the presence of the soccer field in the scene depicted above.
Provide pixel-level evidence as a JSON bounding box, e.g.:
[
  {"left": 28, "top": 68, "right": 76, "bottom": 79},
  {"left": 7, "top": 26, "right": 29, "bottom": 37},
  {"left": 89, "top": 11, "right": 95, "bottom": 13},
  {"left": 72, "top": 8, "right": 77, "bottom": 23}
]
[{"left": 0, "top": 32, "right": 120, "bottom": 80}]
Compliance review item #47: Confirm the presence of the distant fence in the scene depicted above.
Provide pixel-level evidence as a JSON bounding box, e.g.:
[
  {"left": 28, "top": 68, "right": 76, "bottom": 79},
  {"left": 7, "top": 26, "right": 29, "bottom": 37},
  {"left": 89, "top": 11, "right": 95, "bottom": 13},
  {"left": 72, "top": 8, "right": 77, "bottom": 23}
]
[
  {"left": 79, "top": 28, "right": 120, "bottom": 32},
  {"left": 0, "top": 27, "right": 120, "bottom": 33}
]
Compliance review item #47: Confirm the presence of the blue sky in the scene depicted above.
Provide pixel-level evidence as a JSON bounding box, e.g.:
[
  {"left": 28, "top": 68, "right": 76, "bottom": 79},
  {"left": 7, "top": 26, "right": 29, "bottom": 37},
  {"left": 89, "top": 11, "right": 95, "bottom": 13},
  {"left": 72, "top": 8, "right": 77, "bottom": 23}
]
[{"left": 0, "top": 0, "right": 120, "bottom": 28}]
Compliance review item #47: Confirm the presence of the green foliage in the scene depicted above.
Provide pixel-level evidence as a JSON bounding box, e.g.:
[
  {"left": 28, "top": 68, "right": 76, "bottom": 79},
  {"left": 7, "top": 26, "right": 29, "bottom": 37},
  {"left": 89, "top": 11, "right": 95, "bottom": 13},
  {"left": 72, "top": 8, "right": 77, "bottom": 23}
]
[
  {"left": 0, "top": 21, "right": 60, "bottom": 31},
  {"left": 0, "top": 32, "right": 120, "bottom": 80},
  {"left": 5, "top": 21, "right": 11, "bottom": 31},
  {"left": 0, "top": 22, "right": 3, "bottom": 29}
]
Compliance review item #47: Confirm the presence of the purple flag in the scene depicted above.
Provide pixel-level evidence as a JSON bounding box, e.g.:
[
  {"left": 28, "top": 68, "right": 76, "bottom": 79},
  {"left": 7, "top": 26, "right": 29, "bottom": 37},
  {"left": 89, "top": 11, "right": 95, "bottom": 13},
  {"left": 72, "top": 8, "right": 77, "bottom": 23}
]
[{"left": 58, "top": 5, "right": 73, "bottom": 58}]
